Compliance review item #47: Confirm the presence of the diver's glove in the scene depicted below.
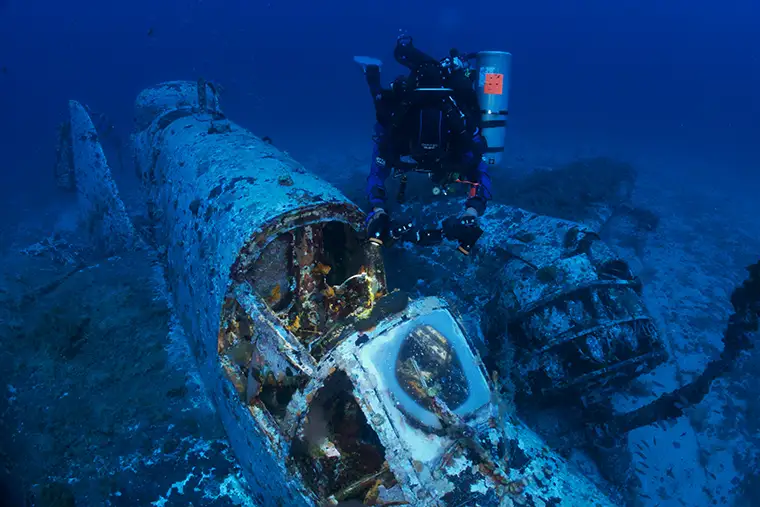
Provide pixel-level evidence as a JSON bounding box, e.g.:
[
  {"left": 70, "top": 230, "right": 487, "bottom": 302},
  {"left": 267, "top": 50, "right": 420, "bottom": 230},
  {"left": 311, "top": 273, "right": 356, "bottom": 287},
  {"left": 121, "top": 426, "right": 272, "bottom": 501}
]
[
  {"left": 442, "top": 208, "right": 483, "bottom": 255},
  {"left": 389, "top": 220, "right": 415, "bottom": 241},
  {"left": 366, "top": 208, "right": 391, "bottom": 246}
]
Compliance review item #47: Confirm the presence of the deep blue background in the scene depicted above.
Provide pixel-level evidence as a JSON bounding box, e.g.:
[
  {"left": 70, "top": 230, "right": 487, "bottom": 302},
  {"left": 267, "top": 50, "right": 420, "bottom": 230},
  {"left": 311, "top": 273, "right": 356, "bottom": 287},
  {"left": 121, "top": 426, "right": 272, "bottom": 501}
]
[{"left": 0, "top": 0, "right": 758, "bottom": 208}]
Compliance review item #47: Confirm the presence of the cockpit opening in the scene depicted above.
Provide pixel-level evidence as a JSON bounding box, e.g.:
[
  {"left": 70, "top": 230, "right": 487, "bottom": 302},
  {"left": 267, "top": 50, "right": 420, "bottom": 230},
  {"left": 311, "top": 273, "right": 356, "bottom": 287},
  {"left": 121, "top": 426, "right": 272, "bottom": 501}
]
[
  {"left": 290, "top": 371, "right": 399, "bottom": 503},
  {"left": 239, "top": 221, "right": 385, "bottom": 352},
  {"left": 216, "top": 217, "right": 388, "bottom": 445},
  {"left": 217, "top": 297, "right": 309, "bottom": 421}
]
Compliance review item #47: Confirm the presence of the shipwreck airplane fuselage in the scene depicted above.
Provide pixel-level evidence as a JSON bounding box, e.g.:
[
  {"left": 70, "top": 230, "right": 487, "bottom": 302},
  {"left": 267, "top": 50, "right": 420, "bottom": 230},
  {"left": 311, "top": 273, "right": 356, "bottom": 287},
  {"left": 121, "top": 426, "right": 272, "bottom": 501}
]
[{"left": 64, "top": 80, "right": 619, "bottom": 506}]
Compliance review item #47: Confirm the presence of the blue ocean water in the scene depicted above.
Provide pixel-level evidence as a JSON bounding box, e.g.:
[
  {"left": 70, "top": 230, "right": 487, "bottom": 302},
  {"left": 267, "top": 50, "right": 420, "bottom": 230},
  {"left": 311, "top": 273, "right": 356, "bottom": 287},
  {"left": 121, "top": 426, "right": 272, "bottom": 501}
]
[{"left": 0, "top": 1, "right": 758, "bottom": 506}]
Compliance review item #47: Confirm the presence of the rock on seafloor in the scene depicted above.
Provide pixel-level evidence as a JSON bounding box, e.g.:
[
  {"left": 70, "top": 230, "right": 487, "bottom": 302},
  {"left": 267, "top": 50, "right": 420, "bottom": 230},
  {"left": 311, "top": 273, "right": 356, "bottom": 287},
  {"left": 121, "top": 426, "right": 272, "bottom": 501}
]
[{"left": 0, "top": 241, "right": 254, "bottom": 507}]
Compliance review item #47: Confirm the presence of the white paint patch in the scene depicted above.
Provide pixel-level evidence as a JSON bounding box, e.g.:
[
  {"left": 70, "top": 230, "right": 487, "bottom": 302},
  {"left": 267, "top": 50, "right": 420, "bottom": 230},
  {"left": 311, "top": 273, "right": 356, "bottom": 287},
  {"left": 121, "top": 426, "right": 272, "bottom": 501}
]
[
  {"left": 151, "top": 472, "right": 195, "bottom": 506},
  {"left": 445, "top": 455, "right": 471, "bottom": 477},
  {"left": 216, "top": 473, "right": 259, "bottom": 507},
  {"left": 470, "top": 479, "right": 489, "bottom": 494}
]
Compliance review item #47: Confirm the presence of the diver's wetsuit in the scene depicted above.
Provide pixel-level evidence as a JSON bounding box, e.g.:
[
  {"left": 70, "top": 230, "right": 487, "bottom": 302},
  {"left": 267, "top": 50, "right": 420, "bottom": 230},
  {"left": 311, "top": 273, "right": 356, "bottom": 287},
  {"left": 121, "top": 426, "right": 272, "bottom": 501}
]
[{"left": 363, "top": 58, "right": 493, "bottom": 215}]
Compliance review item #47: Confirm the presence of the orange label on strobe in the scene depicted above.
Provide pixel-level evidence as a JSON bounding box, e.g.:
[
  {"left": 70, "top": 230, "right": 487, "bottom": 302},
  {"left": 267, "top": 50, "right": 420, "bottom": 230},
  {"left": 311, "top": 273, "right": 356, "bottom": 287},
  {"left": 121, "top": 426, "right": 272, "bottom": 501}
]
[{"left": 484, "top": 73, "right": 504, "bottom": 95}]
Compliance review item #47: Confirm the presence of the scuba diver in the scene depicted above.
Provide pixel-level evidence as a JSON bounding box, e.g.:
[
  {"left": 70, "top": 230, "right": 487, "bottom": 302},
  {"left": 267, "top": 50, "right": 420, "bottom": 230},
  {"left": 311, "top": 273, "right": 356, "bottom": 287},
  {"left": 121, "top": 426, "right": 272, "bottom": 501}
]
[{"left": 356, "top": 35, "right": 493, "bottom": 256}]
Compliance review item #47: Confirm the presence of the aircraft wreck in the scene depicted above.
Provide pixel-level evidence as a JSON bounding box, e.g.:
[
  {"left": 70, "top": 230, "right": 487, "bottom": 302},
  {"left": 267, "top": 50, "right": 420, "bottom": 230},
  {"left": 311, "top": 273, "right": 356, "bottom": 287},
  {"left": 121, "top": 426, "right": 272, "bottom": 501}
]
[{"left": 59, "top": 80, "right": 636, "bottom": 506}]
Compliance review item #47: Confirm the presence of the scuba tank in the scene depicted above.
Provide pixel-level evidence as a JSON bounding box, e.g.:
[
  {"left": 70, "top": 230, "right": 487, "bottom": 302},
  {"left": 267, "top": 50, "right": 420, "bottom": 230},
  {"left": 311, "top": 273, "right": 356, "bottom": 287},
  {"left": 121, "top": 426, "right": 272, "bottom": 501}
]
[{"left": 473, "top": 51, "right": 512, "bottom": 167}]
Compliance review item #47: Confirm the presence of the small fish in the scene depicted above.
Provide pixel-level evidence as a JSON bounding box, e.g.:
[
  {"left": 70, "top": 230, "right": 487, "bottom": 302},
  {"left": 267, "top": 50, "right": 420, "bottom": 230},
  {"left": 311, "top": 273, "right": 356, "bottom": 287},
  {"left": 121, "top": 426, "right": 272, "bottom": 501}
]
[
  {"left": 635, "top": 451, "right": 646, "bottom": 459},
  {"left": 147, "top": 27, "right": 155, "bottom": 37},
  {"left": 680, "top": 431, "right": 687, "bottom": 437},
  {"left": 641, "top": 493, "right": 652, "bottom": 499},
  {"left": 653, "top": 436, "right": 657, "bottom": 446},
  {"left": 641, "top": 440, "right": 650, "bottom": 449},
  {"left": 652, "top": 380, "right": 665, "bottom": 388},
  {"left": 639, "top": 462, "right": 650, "bottom": 469},
  {"left": 707, "top": 471, "right": 717, "bottom": 480},
  {"left": 666, "top": 466, "right": 675, "bottom": 478}
]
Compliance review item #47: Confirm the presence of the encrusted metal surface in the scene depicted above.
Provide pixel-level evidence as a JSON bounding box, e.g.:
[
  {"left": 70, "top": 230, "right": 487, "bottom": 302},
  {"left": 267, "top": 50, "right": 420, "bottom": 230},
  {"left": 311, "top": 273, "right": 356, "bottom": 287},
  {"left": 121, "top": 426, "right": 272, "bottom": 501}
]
[
  {"left": 133, "top": 79, "right": 222, "bottom": 132},
  {"left": 68, "top": 100, "right": 136, "bottom": 254},
  {"left": 480, "top": 206, "right": 668, "bottom": 403}
]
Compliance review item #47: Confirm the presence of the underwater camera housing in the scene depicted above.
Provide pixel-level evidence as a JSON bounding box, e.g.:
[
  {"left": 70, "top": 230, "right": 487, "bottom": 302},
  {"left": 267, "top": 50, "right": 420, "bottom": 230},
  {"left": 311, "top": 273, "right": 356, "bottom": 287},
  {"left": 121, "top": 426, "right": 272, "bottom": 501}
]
[{"left": 394, "top": 35, "right": 512, "bottom": 167}]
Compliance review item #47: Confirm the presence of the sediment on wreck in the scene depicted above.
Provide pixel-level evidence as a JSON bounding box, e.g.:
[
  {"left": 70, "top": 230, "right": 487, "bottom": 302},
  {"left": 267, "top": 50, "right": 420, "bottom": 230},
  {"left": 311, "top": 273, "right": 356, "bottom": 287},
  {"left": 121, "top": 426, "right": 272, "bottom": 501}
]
[{"left": 131, "top": 80, "right": 387, "bottom": 505}]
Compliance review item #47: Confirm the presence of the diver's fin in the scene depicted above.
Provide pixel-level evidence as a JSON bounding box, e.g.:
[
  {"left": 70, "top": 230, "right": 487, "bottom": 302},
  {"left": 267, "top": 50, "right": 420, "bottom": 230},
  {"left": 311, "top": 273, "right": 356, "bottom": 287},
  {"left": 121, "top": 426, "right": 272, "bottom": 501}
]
[
  {"left": 353, "top": 55, "right": 383, "bottom": 70},
  {"left": 68, "top": 100, "right": 137, "bottom": 254}
]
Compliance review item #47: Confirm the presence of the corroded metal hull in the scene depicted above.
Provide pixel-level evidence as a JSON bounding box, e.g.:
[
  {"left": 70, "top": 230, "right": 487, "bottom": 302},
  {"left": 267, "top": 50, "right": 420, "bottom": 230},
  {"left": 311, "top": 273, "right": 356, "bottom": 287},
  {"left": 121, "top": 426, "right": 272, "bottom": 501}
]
[
  {"left": 478, "top": 206, "right": 668, "bottom": 405},
  {"left": 66, "top": 80, "right": 620, "bottom": 506}
]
